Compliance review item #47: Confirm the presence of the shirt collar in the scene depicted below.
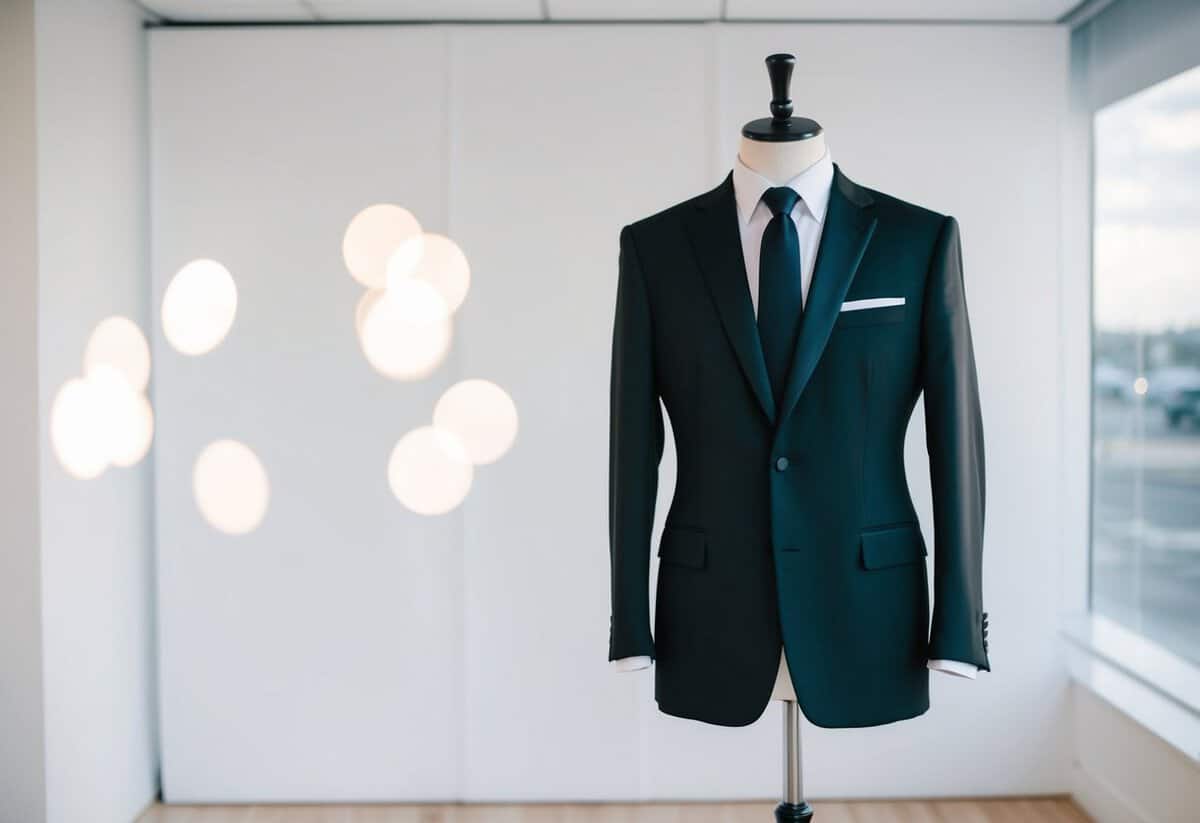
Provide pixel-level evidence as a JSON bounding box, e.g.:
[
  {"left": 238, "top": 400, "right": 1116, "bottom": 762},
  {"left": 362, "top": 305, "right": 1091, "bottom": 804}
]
[{"left": 731, "top": 146, "right": 835, "bottom": 229}]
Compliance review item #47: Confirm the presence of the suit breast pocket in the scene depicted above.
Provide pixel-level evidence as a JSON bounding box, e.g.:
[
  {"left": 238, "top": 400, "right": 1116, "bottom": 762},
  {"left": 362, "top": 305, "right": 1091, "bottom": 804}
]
[{"left": 835, "top": 304, "right": 907, "bottom": 328}]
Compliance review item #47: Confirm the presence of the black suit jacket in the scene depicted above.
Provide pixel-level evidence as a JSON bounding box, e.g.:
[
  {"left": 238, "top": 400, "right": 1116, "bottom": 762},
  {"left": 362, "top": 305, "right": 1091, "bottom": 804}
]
[{"left": 608, "top": 163, "right": 989, "bottom": 728}]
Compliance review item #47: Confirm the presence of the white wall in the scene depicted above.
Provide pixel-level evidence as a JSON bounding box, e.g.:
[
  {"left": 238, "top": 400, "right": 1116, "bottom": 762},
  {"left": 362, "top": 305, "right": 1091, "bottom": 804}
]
[
  {"left": 0, "top": 1, "right": 48, "bottom": 820},
  {"left": 449, "top": 24, "right": 711, "bottom": 801},
  {"left": 150, "top": 21, "right": 1070, "bottom": 802},
  {"left": 1071, "top": 685, "right": 1200, "bottom": 823},
  {"left": 35, "top": 1, "right": 159, "bottom": 821}
]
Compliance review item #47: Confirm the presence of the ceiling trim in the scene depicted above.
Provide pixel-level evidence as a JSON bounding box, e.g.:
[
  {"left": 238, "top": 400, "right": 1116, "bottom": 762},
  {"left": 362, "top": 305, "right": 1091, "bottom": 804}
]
[
  {"left": 141, "top": 17, "right": 1070, "bottom": 28},
  {"left": 137, "top": 0, "right": 1077, "bottom": 26}
]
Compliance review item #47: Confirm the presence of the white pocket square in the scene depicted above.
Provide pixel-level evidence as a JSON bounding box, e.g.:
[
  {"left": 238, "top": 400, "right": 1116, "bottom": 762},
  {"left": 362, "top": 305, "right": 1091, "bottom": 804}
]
[{"left": 840, "top": 297, "right": 905, "bottom": 312}]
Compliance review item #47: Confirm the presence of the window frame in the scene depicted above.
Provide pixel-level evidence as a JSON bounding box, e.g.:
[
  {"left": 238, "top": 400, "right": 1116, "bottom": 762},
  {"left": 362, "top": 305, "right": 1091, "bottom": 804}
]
[{"left": 1064, "top": 62, "right": 1200, "bottom": 764}]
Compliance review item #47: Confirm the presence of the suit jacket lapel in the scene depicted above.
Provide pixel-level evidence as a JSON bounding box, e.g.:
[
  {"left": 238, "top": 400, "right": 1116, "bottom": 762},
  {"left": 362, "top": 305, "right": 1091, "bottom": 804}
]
[
  {"left": 685, "top": 173, "right": 777, "bottom": 425},
  {"left": 775, "top": 164, "right": 878, "bottom": 427}
]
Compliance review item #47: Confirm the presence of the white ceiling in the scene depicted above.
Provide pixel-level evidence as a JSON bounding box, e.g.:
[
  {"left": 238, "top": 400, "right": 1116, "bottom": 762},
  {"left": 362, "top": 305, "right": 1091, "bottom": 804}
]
[{"left": 137, "top": 0, "right": 1085, "bottom": 24}]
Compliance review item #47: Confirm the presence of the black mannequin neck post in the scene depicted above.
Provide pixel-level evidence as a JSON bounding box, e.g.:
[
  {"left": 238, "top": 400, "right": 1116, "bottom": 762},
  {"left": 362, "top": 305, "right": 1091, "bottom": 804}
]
[{"left": 738, "top": 53, "right": 828, "bottom": 187}]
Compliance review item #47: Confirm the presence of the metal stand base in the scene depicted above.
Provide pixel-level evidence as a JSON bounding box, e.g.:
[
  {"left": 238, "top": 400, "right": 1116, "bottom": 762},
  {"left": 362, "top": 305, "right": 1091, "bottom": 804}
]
[
  {"left": 774, "top": 801, "right": 814, "bottom": 822},
  {"left": 778, "top": 700, "right": 813, "bottom": 820}
]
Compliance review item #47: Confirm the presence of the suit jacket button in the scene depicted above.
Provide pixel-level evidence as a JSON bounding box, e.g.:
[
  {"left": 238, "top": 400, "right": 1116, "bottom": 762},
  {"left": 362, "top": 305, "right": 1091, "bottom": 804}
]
[{"left": 775, "top": 456, "right": 790, "bottom": 472}]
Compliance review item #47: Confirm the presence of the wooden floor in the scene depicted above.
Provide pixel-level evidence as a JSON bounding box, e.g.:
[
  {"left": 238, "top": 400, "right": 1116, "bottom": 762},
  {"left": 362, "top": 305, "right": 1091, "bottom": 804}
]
[{"left": 138, "top": 798, "right": 1091, "bottom": 823}]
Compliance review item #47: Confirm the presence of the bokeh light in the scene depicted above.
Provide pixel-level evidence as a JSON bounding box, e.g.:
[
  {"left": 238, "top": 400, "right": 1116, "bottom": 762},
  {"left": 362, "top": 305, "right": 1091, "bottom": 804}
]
[
  {"left": 162, "top": 258, "right": 238, "bottom": 356},
  {"left": 84, "top": 315, "right": 151, "bottom": 392},
  {"left": 391, "top": 233, "right": 471, "bottom": 315},
  {"left": 110, "top": 392, "right": 155, "bottom": 468},
  {"left": 50, "top": 363, "right": 156, "bottom": 478},
  {"left": 50, "top": 378, "right": 110, "bottom": 480},
  {"left": 354, "top": 288, "right": 385, "bottom": 339},
  {"left": 193, "top": 439, "right": 270, "bottom": 535},
  {"left": 432, "top": 379, "right": 518, "bottom": 465},
  {"left": 358, "top": 279, "right": 452, "bottom": 380},
  {"left": 343, "top": 204, "right": 422, "bottom": 288},
  {"left": 387, "top": 425, "right": 473, "bottom": 515},
  {"left": 385, "top": 234, "right": 426, "bottom": 285},
  {"left": 88, "top": 365, "right": 155, "bottom": 469}
]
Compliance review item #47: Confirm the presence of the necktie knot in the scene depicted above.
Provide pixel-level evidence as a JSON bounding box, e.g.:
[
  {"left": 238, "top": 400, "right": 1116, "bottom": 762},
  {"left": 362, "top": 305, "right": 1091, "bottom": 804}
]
[{"left": 762, "top": 186, "right": 800, "bottom": 218}]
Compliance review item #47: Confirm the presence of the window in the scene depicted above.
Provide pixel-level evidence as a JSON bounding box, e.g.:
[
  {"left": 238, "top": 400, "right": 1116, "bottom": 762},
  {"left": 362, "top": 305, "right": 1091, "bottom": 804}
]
[{"left": 1091, "top": 65, "right": 1200, "bottom": 666}]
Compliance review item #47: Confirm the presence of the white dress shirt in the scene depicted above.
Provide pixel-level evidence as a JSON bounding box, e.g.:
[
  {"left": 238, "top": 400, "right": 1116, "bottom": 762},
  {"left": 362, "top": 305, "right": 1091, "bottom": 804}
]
[{"left": 614, "top": 147, "right": 978, "bottom": 682}]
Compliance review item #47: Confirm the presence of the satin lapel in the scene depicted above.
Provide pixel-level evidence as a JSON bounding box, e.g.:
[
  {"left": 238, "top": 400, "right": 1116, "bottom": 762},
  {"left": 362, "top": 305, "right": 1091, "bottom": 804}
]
[
  {"left": 684, "top": 173, "right": 776, "bottom": 425},
  {"left": 775, "top": 165, "right": 878, "bottom": 427}
]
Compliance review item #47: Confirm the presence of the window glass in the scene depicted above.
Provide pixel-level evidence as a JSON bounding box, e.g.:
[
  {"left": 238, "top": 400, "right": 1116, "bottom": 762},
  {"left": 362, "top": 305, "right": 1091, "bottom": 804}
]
[{"left": 1092, "top": 65, "right": 1200, "bottom": 665}]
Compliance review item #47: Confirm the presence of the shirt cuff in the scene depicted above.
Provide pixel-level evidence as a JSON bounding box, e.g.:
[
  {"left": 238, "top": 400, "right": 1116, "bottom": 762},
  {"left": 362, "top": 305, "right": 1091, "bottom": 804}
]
[
  {"left": 612, "top": 655, "right": 653, "bottom": 672},
  {"left": 927, "top": 658, "right": 979, "bottom": 679}
]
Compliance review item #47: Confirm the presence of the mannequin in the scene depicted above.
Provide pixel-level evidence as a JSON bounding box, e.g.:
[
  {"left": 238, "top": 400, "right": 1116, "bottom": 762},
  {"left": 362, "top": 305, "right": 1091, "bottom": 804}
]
[
  {"left": 612, "top": 56, "right": 981, "bottom": 690},
  {"left": 612, "top": 54, "right": 979, "bottom": 821}
]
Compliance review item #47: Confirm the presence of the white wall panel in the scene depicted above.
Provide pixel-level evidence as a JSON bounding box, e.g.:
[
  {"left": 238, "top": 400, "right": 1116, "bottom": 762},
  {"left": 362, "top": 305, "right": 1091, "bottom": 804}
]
[
  {"left": 446, "top": 23, "right": 725, "bottom": 800},
  {"left": 37, "top": 2, "right": 160, "bottom": 820},
  {"left": 150, "top": 26, "right": 460, "bottom": 801},
  {"left": 151, "top": 20, "right": 1070, "bottom": 801}
]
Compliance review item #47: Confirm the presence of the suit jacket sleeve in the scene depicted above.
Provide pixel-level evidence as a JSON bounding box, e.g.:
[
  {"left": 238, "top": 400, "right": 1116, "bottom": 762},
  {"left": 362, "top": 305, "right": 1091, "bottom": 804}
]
[
  {"left": 608, "top": 224, "right": 665, "bottom": 662},
  {"left": 920, "top": 215, "right": 990, "bottom": 672}
]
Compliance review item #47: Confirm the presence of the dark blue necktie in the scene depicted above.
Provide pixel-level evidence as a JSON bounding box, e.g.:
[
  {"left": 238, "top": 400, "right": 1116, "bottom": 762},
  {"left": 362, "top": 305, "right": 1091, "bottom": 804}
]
[{"left": 756, "top": 186, "right": 803, "bottom": 413}]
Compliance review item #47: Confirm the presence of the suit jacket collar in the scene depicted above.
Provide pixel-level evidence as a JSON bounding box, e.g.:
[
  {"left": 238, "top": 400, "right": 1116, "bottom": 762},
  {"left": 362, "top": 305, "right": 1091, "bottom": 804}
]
[{"left": 685, "top": 162, "right": 877, "bottom": 429}]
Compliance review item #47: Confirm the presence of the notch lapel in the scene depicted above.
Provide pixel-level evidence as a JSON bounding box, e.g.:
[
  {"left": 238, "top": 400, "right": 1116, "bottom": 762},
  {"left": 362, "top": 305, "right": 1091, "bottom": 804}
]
[
  {"left": 775, "top": 164, "right": 878, "bottom": 428},
  {"left": 685, "top": 173, "right": 776, "bottom": 426}
]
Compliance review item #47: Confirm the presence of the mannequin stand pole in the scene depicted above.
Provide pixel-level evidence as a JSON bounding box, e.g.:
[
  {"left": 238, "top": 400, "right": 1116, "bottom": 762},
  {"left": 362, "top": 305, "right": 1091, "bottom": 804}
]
[{"left": 774, "top": 700, "right": 814, "bottom": 822}]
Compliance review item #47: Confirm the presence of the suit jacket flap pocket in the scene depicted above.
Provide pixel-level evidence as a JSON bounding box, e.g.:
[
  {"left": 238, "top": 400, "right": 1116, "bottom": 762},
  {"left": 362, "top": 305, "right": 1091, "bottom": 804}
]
[
  {"left": 860, "top": 523, "right": 926, "bottom": 570},
  {"left": 658, "top": 526, "right": 707, "bottom": 569}
]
